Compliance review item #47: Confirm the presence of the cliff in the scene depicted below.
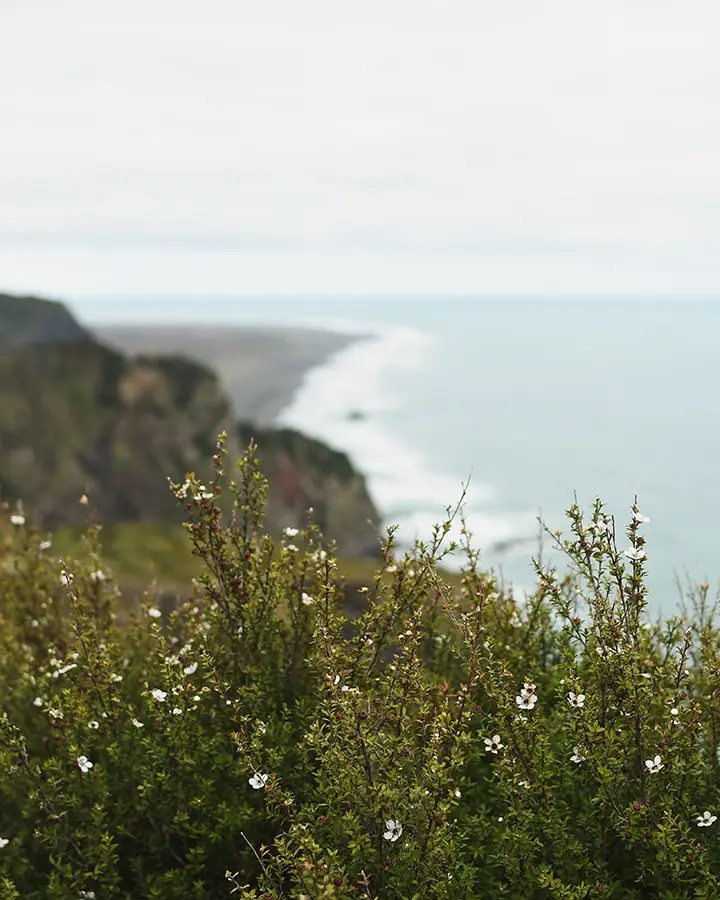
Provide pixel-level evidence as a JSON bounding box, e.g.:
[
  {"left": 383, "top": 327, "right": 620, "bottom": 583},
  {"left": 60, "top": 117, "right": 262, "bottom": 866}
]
[
  {"left": 0, "top": 339, "right": 235, "bottom": 527},
  {"left": 0, "top": 296, "right": 380, "bottom": 557},
  {"left": 238, "top": 424, "right": 379, "bottom": 558},
  {"left": 0, "top": 293, "right": 89, "bottom": 350}
]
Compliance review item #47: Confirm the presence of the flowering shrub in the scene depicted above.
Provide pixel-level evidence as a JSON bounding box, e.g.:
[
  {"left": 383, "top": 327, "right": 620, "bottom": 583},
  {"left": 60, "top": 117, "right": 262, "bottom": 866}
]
[{"left": 0, "top": 436, "right": 719, "bottom": 898}]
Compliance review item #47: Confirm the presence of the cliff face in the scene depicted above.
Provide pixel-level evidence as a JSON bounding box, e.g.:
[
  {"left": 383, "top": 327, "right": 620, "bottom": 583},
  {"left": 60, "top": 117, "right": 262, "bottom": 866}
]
[
  {"left": 237, "top": 424, "right": 380, "bottom": 557},
  {"left": 0, "top": 339, "right": 235, "bottom": 527},
  {"left": 0, "top": 297, "right": 380, "bottom": 557},
  {"left": 0, "top": 294, "right": 89, "bottom": 350}
]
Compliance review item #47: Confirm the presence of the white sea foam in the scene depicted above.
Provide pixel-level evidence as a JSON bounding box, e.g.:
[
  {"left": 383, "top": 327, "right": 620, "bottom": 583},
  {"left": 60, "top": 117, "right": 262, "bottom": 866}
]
[{"left": 276, "top": 321, "right": 536, "bottom": 562}]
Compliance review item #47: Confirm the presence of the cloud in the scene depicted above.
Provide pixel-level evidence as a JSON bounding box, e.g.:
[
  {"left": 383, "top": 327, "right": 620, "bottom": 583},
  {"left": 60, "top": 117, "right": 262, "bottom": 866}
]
[{"left": 1, "top": 0, "right": 720, "bottom": 294}]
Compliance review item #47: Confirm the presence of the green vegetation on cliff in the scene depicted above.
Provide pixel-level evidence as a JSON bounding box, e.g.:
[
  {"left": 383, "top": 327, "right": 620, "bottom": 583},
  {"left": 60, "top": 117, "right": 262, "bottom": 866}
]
[
  {"left": 0, "top": 293, "right": 89, "bottom": 350},
  {"left": 0, "top": 294, "right": 380, "bottom": 557}
]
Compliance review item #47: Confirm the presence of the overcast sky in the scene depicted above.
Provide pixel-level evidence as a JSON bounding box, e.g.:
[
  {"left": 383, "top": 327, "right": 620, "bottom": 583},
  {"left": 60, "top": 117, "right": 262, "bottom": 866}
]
[{"left": 2, "top": 1, "right": 720, "bottom": 296}]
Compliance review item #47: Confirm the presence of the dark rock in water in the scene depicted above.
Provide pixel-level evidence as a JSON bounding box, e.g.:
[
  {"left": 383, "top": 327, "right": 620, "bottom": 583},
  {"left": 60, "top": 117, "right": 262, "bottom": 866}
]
[{"left": 347, "top": 409, "right": 366, "bottom": 421}]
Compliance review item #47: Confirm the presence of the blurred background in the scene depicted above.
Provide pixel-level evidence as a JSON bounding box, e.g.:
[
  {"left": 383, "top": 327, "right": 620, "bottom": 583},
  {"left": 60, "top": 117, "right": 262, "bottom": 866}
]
[{"left": 2, "top": 2, "right": 720, "bottom": 613}]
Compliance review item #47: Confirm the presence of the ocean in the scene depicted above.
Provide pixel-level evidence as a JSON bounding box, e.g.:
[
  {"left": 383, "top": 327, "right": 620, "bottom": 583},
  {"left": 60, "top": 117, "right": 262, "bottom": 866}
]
[{"left": 76, "top": 296, "right": 720, "bottom": 618}]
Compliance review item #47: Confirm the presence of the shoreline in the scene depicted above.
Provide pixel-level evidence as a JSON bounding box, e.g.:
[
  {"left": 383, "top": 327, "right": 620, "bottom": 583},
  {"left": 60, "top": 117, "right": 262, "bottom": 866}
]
[
  {"left": 276, "top": 324, "right": 542, "bottom": 586},
  {"left": 96, "top": 323, "right": 365, "bottom": 426},
  {"left": 98, "top": 319, "right": 539, "bottom": 587}
]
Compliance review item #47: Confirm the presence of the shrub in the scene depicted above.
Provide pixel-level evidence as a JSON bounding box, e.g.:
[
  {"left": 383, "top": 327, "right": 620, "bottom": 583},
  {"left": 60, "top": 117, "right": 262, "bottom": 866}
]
[{"left": 0, "top": 437, "right": 718, "bottom": 898}]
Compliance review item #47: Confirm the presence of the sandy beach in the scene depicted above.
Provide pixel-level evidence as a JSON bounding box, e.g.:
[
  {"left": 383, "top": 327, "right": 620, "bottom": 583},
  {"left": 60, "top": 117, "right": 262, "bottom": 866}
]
[{"left": 97, "top": 324, "right": 363, "bottom": 426}]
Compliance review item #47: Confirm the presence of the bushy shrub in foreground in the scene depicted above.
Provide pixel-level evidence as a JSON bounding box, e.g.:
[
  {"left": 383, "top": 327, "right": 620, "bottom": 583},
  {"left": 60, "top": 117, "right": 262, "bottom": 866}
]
[{"left": 0, "top": 437, "right": 719, "bottom": 899}]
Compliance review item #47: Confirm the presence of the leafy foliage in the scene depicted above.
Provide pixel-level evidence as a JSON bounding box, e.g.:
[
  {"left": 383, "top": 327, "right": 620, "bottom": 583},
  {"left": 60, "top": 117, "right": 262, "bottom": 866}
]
[{"left": 0, "top": 438, "right": 718, "bottom": 898}]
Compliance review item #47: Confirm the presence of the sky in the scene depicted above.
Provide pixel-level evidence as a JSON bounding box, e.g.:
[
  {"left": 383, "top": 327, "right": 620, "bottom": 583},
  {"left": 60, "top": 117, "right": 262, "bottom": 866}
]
[{"left": 2, "top": 1, "right": 720, "bottom": 297}]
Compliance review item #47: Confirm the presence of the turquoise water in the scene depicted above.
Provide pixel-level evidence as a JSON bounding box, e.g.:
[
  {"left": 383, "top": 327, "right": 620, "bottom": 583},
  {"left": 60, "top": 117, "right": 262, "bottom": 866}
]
[{"left": 74, "top": 296, "right": 720, "bottom": 616}]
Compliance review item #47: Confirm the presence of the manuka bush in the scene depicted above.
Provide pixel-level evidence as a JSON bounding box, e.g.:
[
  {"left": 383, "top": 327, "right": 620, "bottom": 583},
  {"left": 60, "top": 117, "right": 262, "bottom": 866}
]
[{"left": 0, "top": 436, "right": 718, "bottom": 898}]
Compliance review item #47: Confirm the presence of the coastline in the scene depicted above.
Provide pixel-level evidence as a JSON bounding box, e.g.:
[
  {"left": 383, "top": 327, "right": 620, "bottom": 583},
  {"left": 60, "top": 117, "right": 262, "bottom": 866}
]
[
  {"left": 276, "top": 323, "right": 541, "bottom": 588},
  {"left": 96, "top": 324, "right": 365, "bottom": 426},
  {"left": 97, "top": 317, "right": 538, "bottom": 588}
]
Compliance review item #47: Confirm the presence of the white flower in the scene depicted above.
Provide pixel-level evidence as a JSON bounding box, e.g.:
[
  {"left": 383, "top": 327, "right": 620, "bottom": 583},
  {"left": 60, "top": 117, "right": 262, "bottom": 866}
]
[
  {"left": 172, "top": 707, "right": 183, "bottom": 716},
  {"left": 53, "top": 663, "right": 77, "bottom": 678},
  {"left": 516, "top": 692, "right": 537, "bottom": 710},
  {"left": 283, "top": 527, "right": 300, "bottom": 538},
  {"left": 176, "top": 478, "right": 192, "bottom": 498},
  {"left": 570, "top": 747, "right": 586, "bottom": 763},
  {"left": 79, "top": 892, "right": 97, "bottom": 899},
  {"left": 76, "top": 755, "right": 93, "bottom": 773},
  {"left": 89, "top": 570, "right": 105, "bottom": 583},
  {"left": 589, "top": 517, "right": 612, "bottom": 535},
  {"left": 383, "top": 819, "right": 403, "bottom": 842},
  {"left": 567, "top": 692, "right": 585, "bottom": 709},
  {"left": 385, "top": 564, "right": 398, "bottom": 573},
  {"left": 301, "top": 592, "right": 313, "bottom": 606},
  {"left": 10, "top": 513, "right": 25, "bottom": 526},
  {"left": 147, "top": 607, "right": 162, "bottom": 619},
  {"left": 697, "top": 811, "right": 717, "bottom": 827},
  {"left": 33, "top": 697, "right": 43, "bottom": 707},
  {"left": 633, "top": 511, "right": 650, "bottom": 524},
  {"left": 150, "top": 689, "right": 167, "bottom": 702},
  {"left": 39, "top": 539, "right": 52, "bottom": 551},
  {"left": 0, "top": 838, "right": 8, "bottom": 848},
  {"left": 521, "top": 682, "right": 536, "bottom": 696},
  {"left": 484, "top": 735, "right": 503, "bottom": 754},
  {"left": 109, "top": 673, "right": 123, "bottom": 683},
  {"left": 131, "top": 718, "right": 144, "bottom": 728},
  {"left": 249, "top": 772, "right": 269, "bottom": 790},
  {"left": 671, "top": 707, "right": 679, "bottom": 716},
  {"left": 88, "top": 720, "right": 99, "bottom": 730},
  {"left": 645, "top": 754, "right": 663, "bottom": 774},
  {"left": 625, "top": 547, "right": 646, "bottom": 562},
  {"left": 285, "top": 543, "right": 299, "bottom": 553},
  {"left": 183, "top": 662, "right": 198, "bottom": 675},
  {"left": 60, "top": 570, "right": 74, "bottom": 586}
]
